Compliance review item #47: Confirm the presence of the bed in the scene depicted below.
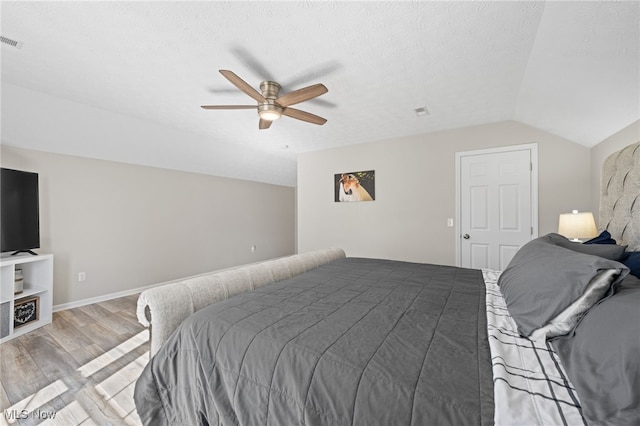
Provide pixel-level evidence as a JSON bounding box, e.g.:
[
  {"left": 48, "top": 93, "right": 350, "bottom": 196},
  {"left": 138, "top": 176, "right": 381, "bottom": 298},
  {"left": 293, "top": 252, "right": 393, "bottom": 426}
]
[{"left": 134, "top": 142, "right": 639, "bottom": 425}]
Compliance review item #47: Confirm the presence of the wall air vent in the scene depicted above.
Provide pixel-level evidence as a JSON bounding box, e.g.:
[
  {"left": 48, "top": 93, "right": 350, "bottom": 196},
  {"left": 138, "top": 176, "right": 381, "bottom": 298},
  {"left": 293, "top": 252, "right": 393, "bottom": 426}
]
[{"left": 1, "top": 36, "right": 24, "bottom": 49}]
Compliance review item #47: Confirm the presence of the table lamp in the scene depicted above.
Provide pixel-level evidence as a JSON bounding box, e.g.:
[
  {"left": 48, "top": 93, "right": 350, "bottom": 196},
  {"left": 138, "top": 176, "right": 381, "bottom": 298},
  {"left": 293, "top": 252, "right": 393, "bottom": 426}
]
[{"left": 558, "top": 210, "right": 597, "bottom": 242}]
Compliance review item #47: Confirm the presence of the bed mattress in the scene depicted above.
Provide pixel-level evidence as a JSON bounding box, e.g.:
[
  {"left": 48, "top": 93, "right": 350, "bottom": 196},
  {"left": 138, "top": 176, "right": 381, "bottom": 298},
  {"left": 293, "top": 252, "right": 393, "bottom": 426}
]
[{"left": 134, "top": 257, "right": 494, "bottom": 425}]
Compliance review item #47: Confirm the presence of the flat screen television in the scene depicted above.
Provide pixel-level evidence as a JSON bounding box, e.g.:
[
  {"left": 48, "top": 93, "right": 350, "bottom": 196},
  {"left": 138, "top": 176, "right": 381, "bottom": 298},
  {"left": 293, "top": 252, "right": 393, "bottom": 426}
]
[{"left": 1, "top": 168, "right": 40, "bottom": 255}]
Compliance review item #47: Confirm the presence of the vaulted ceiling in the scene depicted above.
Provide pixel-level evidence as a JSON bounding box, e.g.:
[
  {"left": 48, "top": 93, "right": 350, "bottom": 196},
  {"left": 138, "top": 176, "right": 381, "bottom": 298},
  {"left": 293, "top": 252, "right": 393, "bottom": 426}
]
[{"left": 1, "top": 1, "right": 638, "bottom": 186}]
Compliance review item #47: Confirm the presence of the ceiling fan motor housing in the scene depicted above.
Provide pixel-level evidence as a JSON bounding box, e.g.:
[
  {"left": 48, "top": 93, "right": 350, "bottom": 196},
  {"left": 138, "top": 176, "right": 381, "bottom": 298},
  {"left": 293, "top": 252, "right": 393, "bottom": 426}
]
[
  {"left": 258, "top": 81, "right": 283, "bottom": 119},
  {"left": 260, "top": 81, "right": 281, "bottom": 99}
]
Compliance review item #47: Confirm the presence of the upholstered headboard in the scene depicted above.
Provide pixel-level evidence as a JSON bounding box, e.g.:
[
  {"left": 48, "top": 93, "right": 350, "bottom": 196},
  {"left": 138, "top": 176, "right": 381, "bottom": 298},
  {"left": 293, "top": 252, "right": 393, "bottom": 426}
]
[{"left": 600, "top": 142, "right": 640, "bottom": 251}]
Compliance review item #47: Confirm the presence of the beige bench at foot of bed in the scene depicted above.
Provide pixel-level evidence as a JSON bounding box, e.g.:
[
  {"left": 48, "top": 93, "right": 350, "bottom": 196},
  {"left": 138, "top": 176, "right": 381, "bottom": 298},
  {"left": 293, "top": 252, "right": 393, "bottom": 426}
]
[{"left": 136, "top": 248, "right": 346, "bottom": 356}]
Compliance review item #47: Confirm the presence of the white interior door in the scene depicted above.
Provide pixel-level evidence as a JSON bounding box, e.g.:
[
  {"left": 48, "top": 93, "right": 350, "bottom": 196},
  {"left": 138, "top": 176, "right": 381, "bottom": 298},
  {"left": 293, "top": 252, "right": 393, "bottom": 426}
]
[{"left": 457, "top": 145, "right": 537, "bottom": 270}]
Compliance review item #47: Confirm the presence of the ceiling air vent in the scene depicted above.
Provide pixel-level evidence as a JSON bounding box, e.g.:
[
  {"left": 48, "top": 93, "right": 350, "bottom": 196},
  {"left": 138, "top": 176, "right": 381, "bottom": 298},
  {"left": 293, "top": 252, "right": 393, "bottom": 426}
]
[
  {"left": 1, "top": 36, "right": 23, "bottom": 49},
  {"left": 414, "top": 106, "right": 430, "bottom": 117}
]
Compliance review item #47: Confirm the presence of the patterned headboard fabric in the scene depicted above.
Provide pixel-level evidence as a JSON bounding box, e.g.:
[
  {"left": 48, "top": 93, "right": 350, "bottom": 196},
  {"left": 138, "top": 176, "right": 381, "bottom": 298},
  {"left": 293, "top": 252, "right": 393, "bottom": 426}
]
[{"left": 600, "top": 142, "right": 640, "bottom": 251}]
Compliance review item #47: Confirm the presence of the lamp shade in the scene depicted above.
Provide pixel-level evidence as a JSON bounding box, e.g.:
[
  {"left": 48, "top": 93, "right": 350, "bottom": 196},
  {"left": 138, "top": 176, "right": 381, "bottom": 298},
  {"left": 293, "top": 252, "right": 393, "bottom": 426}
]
[{"left": 558, "top": 210, "right": 598, "bottom": 241}]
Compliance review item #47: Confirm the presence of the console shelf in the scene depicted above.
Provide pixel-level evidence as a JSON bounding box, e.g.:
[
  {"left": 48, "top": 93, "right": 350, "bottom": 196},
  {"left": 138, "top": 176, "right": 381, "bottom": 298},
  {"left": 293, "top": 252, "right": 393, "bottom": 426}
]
[{"left": 0, "top": 253, "right": 53, "bottom": 343}]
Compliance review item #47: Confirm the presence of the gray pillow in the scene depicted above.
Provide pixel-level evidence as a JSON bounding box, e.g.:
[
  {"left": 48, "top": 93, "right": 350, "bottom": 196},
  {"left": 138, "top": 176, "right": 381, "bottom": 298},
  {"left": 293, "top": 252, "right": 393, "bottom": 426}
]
[
  {"left": 551, "top": 275, "right": 640, "bottom": 425},
  {"left": 498, "top": 236, "right": 629, "bottom": 337},
  {"left": 542, "top": 233, "right": 627, "bottom": 260}
]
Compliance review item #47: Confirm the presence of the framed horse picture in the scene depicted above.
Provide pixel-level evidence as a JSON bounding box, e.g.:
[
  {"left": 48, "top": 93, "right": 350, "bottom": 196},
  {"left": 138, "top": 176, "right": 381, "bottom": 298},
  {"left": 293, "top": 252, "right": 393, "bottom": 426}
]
[{"left": 335, "top": 170, "right": 375, "bottom": 202}]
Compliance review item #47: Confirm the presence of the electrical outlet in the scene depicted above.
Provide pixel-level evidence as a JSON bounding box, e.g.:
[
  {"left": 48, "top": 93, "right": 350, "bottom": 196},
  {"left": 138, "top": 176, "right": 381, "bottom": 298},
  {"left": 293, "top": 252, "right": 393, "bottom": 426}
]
[
  {"left": 78, "top": 272, "right": 86, "bottom": 282},
  {"left": 251, "top": 245, "right": 257, "bottom": 253},
  {"left": 447, "top": 218, "right": 454, "bottom": 227}
]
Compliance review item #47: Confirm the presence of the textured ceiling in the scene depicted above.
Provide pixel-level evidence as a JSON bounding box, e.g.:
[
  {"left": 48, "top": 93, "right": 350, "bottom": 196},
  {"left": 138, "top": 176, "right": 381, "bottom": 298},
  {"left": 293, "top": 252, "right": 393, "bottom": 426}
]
[{"left": 1, "top": 1, "right": 638, "bottom": 186}]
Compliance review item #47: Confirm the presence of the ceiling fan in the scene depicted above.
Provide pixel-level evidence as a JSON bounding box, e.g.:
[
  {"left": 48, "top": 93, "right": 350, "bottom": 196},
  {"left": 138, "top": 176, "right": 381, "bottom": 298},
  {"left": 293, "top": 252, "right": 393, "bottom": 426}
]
[{"left": 201, "top": 70, "right": 328, "bottom": 129}]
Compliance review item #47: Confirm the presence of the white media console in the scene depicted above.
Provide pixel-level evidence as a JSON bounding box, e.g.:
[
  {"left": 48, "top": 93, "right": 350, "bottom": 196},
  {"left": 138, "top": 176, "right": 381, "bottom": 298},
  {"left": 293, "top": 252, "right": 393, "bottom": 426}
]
[{"left": 0, "top": 253, "right": 53, "bottom": 343}]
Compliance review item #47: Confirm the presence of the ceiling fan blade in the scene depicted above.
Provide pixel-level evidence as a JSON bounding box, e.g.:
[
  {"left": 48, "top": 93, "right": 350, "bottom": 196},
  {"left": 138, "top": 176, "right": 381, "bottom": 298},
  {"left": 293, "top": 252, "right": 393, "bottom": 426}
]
[
  {"left": 201, "top": 105, "right": 256, "bottom": 110},
  {"left": 219, "top": 70, "right": 266, "bottom": 103},
  {"left": 282, "top": 107, "right": 327, "bottom": 125},
  {"left": 276, "top": 84, "right": 328, "bottom": 107},
  {"left": 230, "top": 46, "right": 275, "bottom": 82},
  {"left": 259, "top": 119, "right": 272, "bottom": 130}
]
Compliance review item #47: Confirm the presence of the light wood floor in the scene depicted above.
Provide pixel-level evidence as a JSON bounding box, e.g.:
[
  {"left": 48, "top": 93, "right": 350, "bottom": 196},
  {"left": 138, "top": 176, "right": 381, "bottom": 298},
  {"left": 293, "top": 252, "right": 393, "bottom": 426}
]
[{"left": 0, "top": 294, "right": 149, "bottom": 425}]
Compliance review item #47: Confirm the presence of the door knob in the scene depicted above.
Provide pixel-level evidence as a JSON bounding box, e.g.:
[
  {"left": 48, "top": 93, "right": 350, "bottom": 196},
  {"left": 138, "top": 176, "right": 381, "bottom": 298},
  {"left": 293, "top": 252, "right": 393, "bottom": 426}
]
[{"left": 463, "top": 234, "right": 470, "bottom": 239}]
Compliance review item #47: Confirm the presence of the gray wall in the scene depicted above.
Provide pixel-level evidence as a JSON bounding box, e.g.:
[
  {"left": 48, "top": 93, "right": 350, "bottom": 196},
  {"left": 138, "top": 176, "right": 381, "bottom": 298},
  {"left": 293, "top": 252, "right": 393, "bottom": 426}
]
[
  {"left": 1, "top": 146, "right": 295, "bottom": 307},
  {"left": 5, "top": 117, "right": 633, "bottom": 308},
  {"left": 297, "top": 120, "right": 591, "bottom": 265}
]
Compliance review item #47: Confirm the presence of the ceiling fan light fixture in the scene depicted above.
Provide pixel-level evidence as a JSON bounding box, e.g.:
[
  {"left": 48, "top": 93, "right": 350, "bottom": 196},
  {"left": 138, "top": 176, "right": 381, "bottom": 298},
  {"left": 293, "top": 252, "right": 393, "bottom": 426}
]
[{"left": 258, "top": 103, "right": 283, "bottom": 121}]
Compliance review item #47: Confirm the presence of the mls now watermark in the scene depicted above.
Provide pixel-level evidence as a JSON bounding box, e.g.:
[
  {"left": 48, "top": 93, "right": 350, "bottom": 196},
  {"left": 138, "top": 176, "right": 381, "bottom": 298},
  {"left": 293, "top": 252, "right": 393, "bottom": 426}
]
[{"left": 4, "top": 408, "right": 57, "bottom": 421}]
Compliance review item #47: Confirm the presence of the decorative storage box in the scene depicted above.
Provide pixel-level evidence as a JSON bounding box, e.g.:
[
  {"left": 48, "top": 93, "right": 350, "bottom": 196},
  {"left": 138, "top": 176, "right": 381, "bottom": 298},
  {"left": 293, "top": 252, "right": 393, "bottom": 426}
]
[
  {"left": 14, "top": 269, "right": 24, "bottom": 294},
  {"left": 0, "top": 302, "right": 10, "bottom": 338},
  {"left": 14, "top": 296, "right": 39, "bottom": 329}
]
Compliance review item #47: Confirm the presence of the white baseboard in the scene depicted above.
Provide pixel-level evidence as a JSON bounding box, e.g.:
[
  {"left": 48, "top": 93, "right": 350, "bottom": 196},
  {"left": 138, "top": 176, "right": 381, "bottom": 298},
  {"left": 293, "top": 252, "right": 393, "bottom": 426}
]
[
  {"left": 52, "top": 283, "right": 159, "bottom": 312},
  {"left": 52, "top": 254, "right": 295, "bottom": 313}
]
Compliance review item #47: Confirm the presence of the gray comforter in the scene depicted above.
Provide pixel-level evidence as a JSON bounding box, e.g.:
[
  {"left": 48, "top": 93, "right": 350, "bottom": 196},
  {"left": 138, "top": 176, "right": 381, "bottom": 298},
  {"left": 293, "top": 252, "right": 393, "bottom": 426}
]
[{"left": 134, "top": 258, "right": 494, "bottom": 425}]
